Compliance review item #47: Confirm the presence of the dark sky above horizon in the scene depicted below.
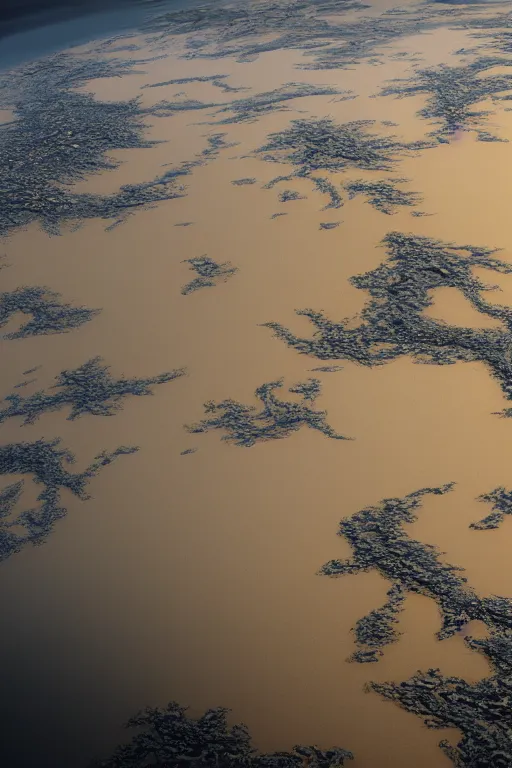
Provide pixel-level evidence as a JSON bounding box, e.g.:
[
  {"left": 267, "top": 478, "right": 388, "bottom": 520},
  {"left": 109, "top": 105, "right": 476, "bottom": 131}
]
[{"left": 0, "top": 0, "right": 190, "bottom": 68}]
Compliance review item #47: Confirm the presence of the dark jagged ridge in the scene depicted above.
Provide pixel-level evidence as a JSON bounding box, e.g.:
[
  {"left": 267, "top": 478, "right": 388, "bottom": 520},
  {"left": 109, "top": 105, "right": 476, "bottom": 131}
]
[
  {"left": 378, "top": 57, "right": 512, "bottom": 141},
  {"left": 0, "top": 286, "right": 99, "bottom": 339},
  {"left": 344, "top": 178, "right": 422, "bottom": 214},
  {"left": 0, "top": 439, "right": 137, "bottom": 562},
  {"left": 0, "top": 357, "right": 185, "bottom": 425},
  {"left": 257, "top": 118, "right": 431, "bottom": 173},
  {"left": 0, "top": 53, "right": 234, "bottom": 237},
  {"left": 186, "top": 378, "right": 350, "bottom": 447},
  {"left": 320, "top": 484, "right": 512, "bottom": 662},
  {"left": 232, "top": 177, "right": 257, "bottom": 185},
  {"left": 181, "top": 256, "right": 238, "bottom": 295},
  {"left": 263, "top": 232, "right": 512, "bottom": 414},
  {"left": 91, "top": 700, "right": 354, "bottom": 767}
]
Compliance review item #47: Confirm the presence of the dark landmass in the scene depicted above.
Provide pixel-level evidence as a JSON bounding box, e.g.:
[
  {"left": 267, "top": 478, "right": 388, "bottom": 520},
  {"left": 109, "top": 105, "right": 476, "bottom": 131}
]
[
  {"left": 186, "top": 378, "right": 350, "bottom": 447},
  {"left": 344, "top": 178, "right": 422, "bottom": 214},
  {"left": 90, "top": 700, "right": 354, "bottom": 767},
  {"left": 0, "top": 357, "right": 185, "bottom": 424},
  {"left": 212, "top": 83, "right": 349, "bottom": 124},
  {"left": 0, "top": 286, "right": 99, "bottom": 339},
  {"left": 320, "top": 222, "right": 341, "bottom": 230},
  {"left": 142, "top": 83, "right": 347, "bottom": 124},
  {"left": 0, "top": 439, "right": 137, "bottom": 563},
  {"left": 141, "top": 0, "right": 461, "bottom": 73},
  {"left": 13, "top": 378, "right": 37, "bottom": 389},
  {"left": 372, "top": 661, "right": 512, "bottom": 768},
  {"left": 0, "top": 52, "right": 180, "bottom": 236},
  {"left": 141, "top": 73, "right": 249, "bottom": 93},
  {"left": 265, "top": 171, "right": 342, "bottom": 210},
  {"left": 257, "top": 118, "right": 431, "bottom": 173},
  {"left": 279, "top": 189, "right": 306, "bottom": 202},
  {"left": 0, "top": 52, "right": 237, "bottom": 237},
  {"left": 181, "top": 255, "right": 238, "bottom": 295},
  {"left": 471, "top": 487, "right": 512, "bottom": 530},
  {"left": 264, "top": 232, "right": 512, "bottom": 415},
  {"left": 143, "top": 0, "right": 367, "bottom": 55},
  {"left": 378, "top": 57, "right": 512, "bottom": 141},
  {"left": 311, "top": 177, "right": 343, "bottom": 210},
  {"left": 256, "top": 120, "right": 429, "bottom": 212},
  {"left": 317, "top": 480, "right": 512, "bottom": 763},
  {"left": 310, "top": 365, "right": 344, "bottom": 371},
  {"left": 321, "top": 485, "right": 512, "bottom": 661}
]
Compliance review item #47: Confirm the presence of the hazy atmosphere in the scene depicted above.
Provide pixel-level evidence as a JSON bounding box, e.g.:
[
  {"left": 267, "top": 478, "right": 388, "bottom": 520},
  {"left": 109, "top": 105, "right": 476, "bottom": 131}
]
[{"left": 2, "top": 0, "right": 512, "bottom": 767}]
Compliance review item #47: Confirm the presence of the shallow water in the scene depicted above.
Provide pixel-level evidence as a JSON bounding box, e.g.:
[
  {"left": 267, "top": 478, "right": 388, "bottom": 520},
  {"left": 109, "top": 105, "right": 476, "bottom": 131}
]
[{"left": 3, "top": 0, "right": 512, "bottom": 766}]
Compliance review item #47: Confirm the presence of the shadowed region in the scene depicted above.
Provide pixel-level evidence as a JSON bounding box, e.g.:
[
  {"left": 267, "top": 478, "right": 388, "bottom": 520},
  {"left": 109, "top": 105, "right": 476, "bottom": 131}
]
[
  {"left": 0, "top": 440, "right": 137, "bottom": 562},
  {"left": 0, "top": 286, "right": 99, "bottom": 339},
  {"left": 0, "top": 357, "right": 185, "bottom": 425},
  {"left": 91, "top": 700, "right": 354, "bottom": 767},
  {"left": 181, "top": 256, "right": 238, "bottom": 295},
  {"left": 185, "top": 378, "right": 351, "bottom": 447},
  {"left": 264, "top": 232, "right": 512, "bottom": 415}
]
